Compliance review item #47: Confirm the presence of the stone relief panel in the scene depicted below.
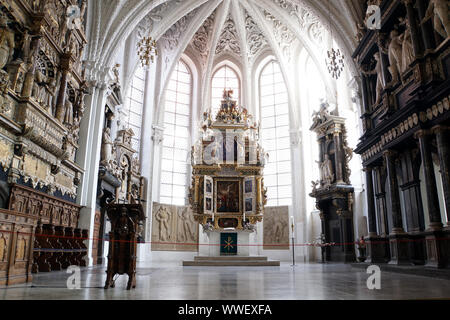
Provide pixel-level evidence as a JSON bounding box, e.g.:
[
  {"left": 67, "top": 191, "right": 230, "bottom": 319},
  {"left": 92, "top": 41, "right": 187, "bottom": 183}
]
[
  {"left": 245, "top": 11, "right": 268, "bottom": 60},
  {"left": 215, "top": 14, "right": 241, "bottom": 56},
  {"left": 190, "top": 10, "right": 216, "bottom": 68},
  {"left": 272, "top": 0, "right": 325, "bottom": 47},
  {"left": 263, "top": 206, "right": 289, "bottom": 250},
  {"left": 152, "top": 203, "right": 198, "bottom": 252},
  {"left": 262, "top": 10, "right": 295, "bottom": 62}
]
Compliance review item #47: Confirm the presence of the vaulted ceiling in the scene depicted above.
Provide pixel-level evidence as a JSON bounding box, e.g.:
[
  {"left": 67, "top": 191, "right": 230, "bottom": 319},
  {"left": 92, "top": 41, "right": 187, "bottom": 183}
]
[{"left": 85, "top": 0, "right": 366, "bottom": 82}]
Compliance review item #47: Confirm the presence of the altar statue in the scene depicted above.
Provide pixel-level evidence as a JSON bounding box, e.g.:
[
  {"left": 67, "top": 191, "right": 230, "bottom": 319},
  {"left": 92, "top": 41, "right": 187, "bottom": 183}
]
[
  {"left": 422, "top": 0, "right": 449, "bottom": 39},
  {"left": 321, "top": 154, "right": 335, "bottom": 186}
]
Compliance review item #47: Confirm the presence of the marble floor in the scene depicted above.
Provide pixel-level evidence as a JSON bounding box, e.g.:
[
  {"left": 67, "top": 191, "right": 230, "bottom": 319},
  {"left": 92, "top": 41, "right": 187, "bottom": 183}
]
[{"left": 1, "top": 262, "right": 450, "bottom": 300}]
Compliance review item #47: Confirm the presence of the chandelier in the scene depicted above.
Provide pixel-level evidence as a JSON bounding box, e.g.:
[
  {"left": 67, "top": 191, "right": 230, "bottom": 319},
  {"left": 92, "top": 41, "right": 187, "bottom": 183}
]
[
  {"left": 324, "top": 0, "right": 344, "bottom": 80},
  {"left": 326, "top": 48, "right": 345, "bottom": 80},
  {"left": 137, "top": 36, "right": 158, "bottom": 68}
]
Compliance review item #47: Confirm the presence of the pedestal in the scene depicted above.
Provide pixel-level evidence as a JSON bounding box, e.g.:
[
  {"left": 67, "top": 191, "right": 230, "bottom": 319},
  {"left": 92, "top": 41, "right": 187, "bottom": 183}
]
[
  {"left": 388, "top": 233, "right": 411, "bottom": 265},
  {"left": 203, "top": 230, "right": 253, "bottom": 257},
  {"left": 365, "top": 235, "right": 389, "bottom": 263},
  {"left": 424, "top": 230, "right": 447, "bottom": 268}
]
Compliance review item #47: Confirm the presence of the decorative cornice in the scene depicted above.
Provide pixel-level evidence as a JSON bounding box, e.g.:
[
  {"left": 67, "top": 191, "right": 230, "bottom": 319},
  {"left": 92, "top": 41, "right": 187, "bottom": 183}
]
[{"left": 360, "top": 95, "right": 450, "bottom": 163}]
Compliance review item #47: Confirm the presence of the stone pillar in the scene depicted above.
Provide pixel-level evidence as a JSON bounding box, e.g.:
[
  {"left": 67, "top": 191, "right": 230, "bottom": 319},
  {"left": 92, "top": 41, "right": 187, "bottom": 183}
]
[
  {"left": 416, "top": 130, "right": 446, "bottom": 268},
  {"left": 364, "top": 166, "right": 388, "bottom": 263},
  {"left": 333, "top": 129, "right": 344, "bottom": 184},
  {"left": 77, "top": 81, "right": 109, "bottom": 266},
  {"left": 416, "top": 130, "right": 443, "bottom": 230},
  {"left": 402, "top": 0, "right": 423, "bottom": 57},
  {"left": 384, "top": 150, "right": 410, "bottom": 265},
  {"left": 365, "top": 167, "right": 377, "bottom": 236},
  {"left": 384, "top": 151, "right": 404, "bottom": 234},
  {"left": 433, "top": 126, "right": 450, "bottom": 227}
]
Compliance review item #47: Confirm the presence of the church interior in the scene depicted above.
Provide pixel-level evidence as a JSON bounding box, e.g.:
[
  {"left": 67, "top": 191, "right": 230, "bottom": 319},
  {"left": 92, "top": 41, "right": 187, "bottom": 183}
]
[{"left": 0, "top": 0, "right": 449, "bottom": 301}]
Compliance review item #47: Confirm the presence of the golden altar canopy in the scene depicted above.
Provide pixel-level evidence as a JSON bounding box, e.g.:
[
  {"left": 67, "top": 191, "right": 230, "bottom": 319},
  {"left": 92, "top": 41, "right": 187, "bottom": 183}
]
[{"left": 189, "top": 90, "right": 267, "bottom": 231}]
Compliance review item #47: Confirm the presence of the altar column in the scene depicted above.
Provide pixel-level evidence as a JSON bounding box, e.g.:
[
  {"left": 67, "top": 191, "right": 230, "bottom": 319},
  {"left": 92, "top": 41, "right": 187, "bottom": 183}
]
[
  {"left": 416, "top": 130, "right": 446, "bottom": 268},
  {"left": 384, "top": 150, "right": 409, "bottom": 265},
  {"left": 333, "top": 128, "right": 344, "bottom": 184},
  {"left": 256, "top": 176, "right": 262, "bottom": 213}
]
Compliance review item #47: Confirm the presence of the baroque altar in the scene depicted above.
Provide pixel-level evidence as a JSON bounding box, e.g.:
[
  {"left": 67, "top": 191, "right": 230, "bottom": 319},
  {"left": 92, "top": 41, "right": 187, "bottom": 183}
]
[{"left": 189, "top": 90, "right": 267, "bottom": 255}]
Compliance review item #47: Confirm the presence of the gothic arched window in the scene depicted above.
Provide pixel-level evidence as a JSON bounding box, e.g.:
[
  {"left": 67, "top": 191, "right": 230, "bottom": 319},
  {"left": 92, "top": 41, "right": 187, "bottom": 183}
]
[
  {"left": 160, "top": 60, "right": 192, "bottom": 206},
  {"left": 211, "top": 64, "right": 240, "bottom": 115},
  {"left": 259, "top": 60, "right": 292, "bottom": 207},
  {"left": 124, "top": 65, "right": 145, "bottom": 154}
]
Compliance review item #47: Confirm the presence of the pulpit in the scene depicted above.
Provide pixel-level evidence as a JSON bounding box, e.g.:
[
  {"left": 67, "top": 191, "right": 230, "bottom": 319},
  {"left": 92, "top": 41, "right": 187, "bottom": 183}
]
[{"left": 104, "top": 204, "right": 145, "bottom": 290}]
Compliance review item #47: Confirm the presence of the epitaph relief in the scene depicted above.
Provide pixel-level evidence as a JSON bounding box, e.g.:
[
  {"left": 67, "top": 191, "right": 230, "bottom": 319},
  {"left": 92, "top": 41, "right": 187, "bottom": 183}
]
[
  {"left": 309, "top": 102, "right": 355, "bottom": 262},
  {"left": 263, "top": 206, "right": 289, "bottom": 250},
  {"left": 0, "top": 1, "right": 89, "bottom": 201},
  {"left": 151, "top": 203, "right": 198, "bottom": 252}
]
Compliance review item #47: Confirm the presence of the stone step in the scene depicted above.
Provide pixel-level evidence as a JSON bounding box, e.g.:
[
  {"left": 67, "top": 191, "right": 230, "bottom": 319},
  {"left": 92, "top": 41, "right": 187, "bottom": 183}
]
[
  {"left": 183, "top": 258, "right": 280, "bottom": 267},
  {"left": 194, "top": 256, "right": 268, "bottom": 261}
]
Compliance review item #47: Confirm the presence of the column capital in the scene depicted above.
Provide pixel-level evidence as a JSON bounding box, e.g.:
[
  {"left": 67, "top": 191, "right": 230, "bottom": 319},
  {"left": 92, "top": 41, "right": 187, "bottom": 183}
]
[
  {"left": 152, "top": 125, "right": 164, "bottom": 145},
  {"left": 383, "top": 149, "right": 397, "bottom": 158},
  {"left": 432, "top": 125, "right": 450, "bottom": 135},
  {"left": 363, "top": 166, "right": 373, "bottom": 173},
  {"left": 401, "top": 0, "right": 413, "bottom": 5},
  {"left": 414, "top": 129, "right": 432, "bottom": 139}
]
